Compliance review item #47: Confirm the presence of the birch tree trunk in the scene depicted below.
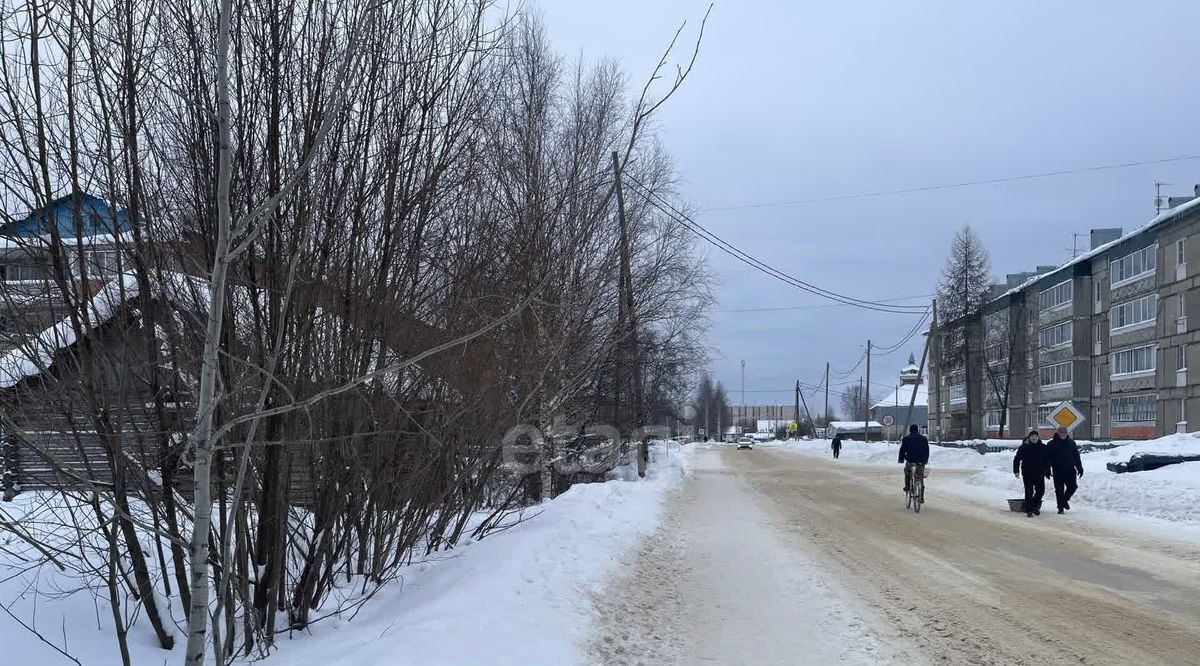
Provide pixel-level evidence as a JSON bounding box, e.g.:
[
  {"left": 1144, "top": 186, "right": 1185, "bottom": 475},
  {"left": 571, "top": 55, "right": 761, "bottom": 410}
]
[{"left": 185, "top": 0, "right": 236, "bottom": 662}]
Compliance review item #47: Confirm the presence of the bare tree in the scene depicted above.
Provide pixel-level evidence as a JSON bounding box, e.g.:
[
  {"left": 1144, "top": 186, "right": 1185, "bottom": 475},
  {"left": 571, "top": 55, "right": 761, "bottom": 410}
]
[
  {"left": 840, "top": 382, "right": 869, "bottom": 422},
  {"left": 0, "top": 3, "right": 714, "bottom": 665}
]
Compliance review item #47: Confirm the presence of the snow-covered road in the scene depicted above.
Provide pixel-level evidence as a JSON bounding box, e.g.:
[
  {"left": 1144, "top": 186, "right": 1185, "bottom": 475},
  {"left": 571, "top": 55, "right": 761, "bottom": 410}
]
[
  {"left": 588, "top": 444, "right": 1200, "bottom": 665},
  {"left": 586, "top": 446, "right": 921, "bottom": 665}
]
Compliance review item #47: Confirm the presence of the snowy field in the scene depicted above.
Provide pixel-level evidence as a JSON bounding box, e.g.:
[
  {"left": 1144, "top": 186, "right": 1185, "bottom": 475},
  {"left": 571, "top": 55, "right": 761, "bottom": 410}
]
[
  {"left": 0, "top": 443, "right": 692, "bottom": 666},
  {"left": 775, "top": 434, "right": 1200, "bottom": 529}
]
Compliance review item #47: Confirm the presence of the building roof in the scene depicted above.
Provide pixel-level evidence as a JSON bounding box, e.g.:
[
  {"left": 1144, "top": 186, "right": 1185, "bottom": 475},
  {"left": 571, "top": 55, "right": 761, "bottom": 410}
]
[
  {"left": 0, "top": 273, "right": 140, "bottom": 388},
  {"left": 828, "top": 420, "right": 883, "bottom": 433},
  {"left": 0, "top": 193, "right": 132, "bottom": 239},
  {"left": 993, "top": 194, "right": 1200, "bottom": 303},
  {"left": 872, "top": 383, "right": 928, "bottom": 410}
]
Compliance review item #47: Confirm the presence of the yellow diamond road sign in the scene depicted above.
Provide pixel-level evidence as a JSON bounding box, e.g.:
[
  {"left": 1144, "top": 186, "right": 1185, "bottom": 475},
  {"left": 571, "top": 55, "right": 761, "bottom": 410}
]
[{"left": 1048, "top": 401, "right": 1085, "bottom": 432}]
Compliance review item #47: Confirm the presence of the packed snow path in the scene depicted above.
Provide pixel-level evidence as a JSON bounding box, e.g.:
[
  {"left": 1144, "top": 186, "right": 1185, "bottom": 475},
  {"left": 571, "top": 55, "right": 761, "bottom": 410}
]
[
  {"left": 586, "top": 446, "right": 919, "bottom": 664},
  {"left": 588, "top": 445, "right": 1200, "bottom": 665}
]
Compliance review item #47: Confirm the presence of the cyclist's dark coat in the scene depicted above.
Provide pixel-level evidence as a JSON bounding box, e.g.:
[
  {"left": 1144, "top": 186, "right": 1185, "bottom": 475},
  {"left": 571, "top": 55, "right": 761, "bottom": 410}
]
[
  {"left": 898, "top": 432, "right": 929, "bottom": 464},
  {"left": 1013, "top": 440, "right": 1051, "bottom": 477},
  {"left": 1046, "top": 434, "right": 1084, "bottom": 475}
]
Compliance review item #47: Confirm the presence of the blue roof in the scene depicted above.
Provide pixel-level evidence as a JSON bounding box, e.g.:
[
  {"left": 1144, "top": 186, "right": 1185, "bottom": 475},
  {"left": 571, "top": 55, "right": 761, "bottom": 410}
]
[{"left": 0, "top": 194, "right": 131, "bottom": 238}]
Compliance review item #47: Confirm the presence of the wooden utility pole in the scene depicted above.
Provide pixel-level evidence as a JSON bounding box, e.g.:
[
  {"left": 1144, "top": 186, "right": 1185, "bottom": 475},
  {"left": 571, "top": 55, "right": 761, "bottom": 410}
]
[
  {"left": 824, "top": 361, "right": 830, "bottom": 431},
  {"left": 797, "top": 385, "right": 815, "bottom": 436},
  {"left": 794, "top": 380, "right": 801, "bottom": 437},
  {"left": 612, "top": 151, "right": 645, "bottom": 477},
  {"left": 864, "top": 340, "right": 872, "bottom": 441}
]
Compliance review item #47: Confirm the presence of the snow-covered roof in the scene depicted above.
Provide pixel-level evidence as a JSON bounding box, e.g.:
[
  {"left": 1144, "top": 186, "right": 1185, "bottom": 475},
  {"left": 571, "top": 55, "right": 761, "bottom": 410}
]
[
  {"left": 0, "top": 231, "right": 132, "bottom": 251},
  {"left": 0, "top": 273, "right": 140, "bottom": 388},
  {"left": 872, "top": 383, "right": 927, "bottom": 410},
  {"left": 993, "top": 194, "right": 1200, "bottom": 303},
  {"left": 829, "top": 420, "right": 883, "bottom": 433}
]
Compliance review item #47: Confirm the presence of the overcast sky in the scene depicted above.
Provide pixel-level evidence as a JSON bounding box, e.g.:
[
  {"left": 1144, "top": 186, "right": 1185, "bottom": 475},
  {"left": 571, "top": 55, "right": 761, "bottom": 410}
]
[{"left": 539, "top": 1, "right": 1200, "bottom": 417}]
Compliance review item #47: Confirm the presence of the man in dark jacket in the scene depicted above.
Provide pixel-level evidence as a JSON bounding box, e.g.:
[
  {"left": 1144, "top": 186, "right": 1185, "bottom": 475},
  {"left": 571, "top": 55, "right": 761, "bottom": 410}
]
[
  {"left": 898, "top": 425, "right": 930, "bottom": 492},
  {"left": 831, "top": 435, "right": 842, "bottom": 459},
  {"left": 1046, "top": 426, "right": 1084, "bottom": 514},
  {"left": 1013, "top": 430, "right": 1051, "bottom": 517}
]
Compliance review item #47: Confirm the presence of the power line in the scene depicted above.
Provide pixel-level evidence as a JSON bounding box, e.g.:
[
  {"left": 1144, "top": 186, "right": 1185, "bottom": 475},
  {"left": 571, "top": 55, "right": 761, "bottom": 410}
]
[
  {"left": 699, "top": 154, "right": 1200, "bottom": 213},
  {"left": 717, "top": 293, "right": 932, "bottom": 314},
  {"left": 831, "top": 348, "right": 867, "bottom": 379},
  {"left": 874, "top": 308, "right": 932, "bottom": 355},
  {"left": 623, "top": 176, "right": 928, "bottom": 315}
]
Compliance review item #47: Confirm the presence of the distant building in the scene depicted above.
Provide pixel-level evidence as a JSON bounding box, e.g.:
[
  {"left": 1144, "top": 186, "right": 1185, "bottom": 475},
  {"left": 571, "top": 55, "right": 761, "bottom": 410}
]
[
  {"left": 0, "top": 193, "right": 129, "bottom": 353},
  {"left": 725, "top": 404, "right": 798, "bottom": 431},
  {"left": 870, "top": 354, "right": 928, "bottom": 439},
  {"left": 827, "top": 420, "right": 883, "bottom": 441},
  {"left": 928, "top": 188, "right": 1200, "bottom": 441}
]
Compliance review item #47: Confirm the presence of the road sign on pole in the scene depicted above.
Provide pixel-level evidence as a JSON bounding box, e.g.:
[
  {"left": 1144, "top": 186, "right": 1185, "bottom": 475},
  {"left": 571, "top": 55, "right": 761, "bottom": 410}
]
[
  {"left": 880, "top": 414, "right": 895, "bottom": 427},
  {"left": 1048, "top": 401, "right": 1085, "bottom": 433}
]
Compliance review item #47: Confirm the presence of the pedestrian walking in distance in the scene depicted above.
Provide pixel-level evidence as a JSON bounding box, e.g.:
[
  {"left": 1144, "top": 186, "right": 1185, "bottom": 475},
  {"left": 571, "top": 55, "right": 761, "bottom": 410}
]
[
  {"left": 1013, "top": 430, "right": 1051, "bottom": 517},
  {"left": 898, "top": 425, "right": 929, "bottom": 493},
  {"left": 831, "top": 434, "right": 842, "bottom": 459},
  {"left": 1047, "top": 426, "right": 1084, "bottom": 514}
]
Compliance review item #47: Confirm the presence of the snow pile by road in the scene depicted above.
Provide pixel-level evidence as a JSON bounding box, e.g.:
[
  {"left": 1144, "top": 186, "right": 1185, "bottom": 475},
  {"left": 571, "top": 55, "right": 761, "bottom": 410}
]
[
  {"left": 775, "top": 434, "right": 1200, "bottom": 527},
  {"left": 268, "top": 441, "right": 692, "bottom": 666},
  {"left": 0, "top": 442, "right": 690, "bottom": 666}
]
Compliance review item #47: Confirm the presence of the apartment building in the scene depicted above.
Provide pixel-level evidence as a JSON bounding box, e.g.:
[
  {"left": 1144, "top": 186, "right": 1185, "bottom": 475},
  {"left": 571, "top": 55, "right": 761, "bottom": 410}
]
[{"left": 929, "top": 194, "right": 1200, "bottom": 441}]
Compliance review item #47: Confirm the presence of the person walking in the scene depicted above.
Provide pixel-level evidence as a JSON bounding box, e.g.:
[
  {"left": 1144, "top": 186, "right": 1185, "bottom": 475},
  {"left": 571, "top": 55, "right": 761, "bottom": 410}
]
[
  {"left": 1047, "top": 426, "right": 1084, "bottom": 514},
  {"left": 898, "top": 425, "right": 929, "bottom": 493},
  {"left": 1013, "top": 430, "right": 1051, "bottom": 517},
  {"left": 831, "top": 434, "right": 842, "bottom": 459}
]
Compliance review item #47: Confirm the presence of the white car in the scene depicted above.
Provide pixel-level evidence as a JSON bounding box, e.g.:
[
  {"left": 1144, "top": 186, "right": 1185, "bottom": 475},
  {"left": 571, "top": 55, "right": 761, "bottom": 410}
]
[{"left": 736, "top": 436, "right": 755, "bottom": 450}]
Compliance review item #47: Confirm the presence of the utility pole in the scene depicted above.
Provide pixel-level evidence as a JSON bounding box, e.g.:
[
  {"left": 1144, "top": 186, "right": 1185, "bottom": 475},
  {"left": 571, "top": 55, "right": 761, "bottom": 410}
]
[
  {"left": 794, "top": 380, "right": 801, "bottom": 438},
  {"left": 858, "top": 377, "right": 864, "bottom": 438},
  {"left": 704, "top": 393, "right": 709, "bottom": 441},
  {"left": 612, "top": 151, "right": 645, "bottom": 477},
  {"left": 740, "top": 360, "right": 746, "bottom": 406},
  {"left": 824, "top": 361, "right": 830, "bottom": 432},
  {"left": 905, "top": 301, "right": 933, "bottom": 433},
  {"left": 740, "top": 359, "right": 746, "bottom": 435},
  {"left": 797, "top": 386, "right": 815, "bottom": 436},
  {"left": 864, "top": 340, "right": 872, "bottom": 441}
]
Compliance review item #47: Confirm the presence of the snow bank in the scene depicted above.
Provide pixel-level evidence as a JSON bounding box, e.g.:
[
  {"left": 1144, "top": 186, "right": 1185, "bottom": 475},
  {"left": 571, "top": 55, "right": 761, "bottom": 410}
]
[
  {"left": 0, "top": 491, "right": 185, "bottom": 665},
  {"left": 775, "top": 434, "right": 1200, "bottom": 527},
  {"left": 0, "top": 443, "right": 690, "bottom": 666},
  {"left": 268, "top": 441, "right": 692, "bottom": 666}
]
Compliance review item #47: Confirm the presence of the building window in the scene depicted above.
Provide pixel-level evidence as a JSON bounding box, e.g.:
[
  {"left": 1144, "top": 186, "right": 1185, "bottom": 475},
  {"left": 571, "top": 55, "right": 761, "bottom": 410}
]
[
  {"left": 1179, "top": 239, "right": 1187, "bottom": 266},
  {"left": 1039, "top": 361, "right": 1072, "bottom": 388},
  {"left": 1110, "top": 294, "right": 1157, "bottom": 332},
  {"left": 1110, "top": 344, "right": 1157, "bottom": 377},
  {"left": 985, "top": 410, "right": 1004, "bottom": 428},
  {"left": 1038, "top": 404, "right": 1056, "bottom": 426},
  {"left": 5, "top": 264, "right": 40, "bottom": 281},
  {"left": 1111, "top": 395, "right": 1156, "bottom": 423},
  {"left": 1039, "top": 280, "right": 1072, "bottom": 312},
  {"left": 1179, "top": 292, "right": 1188, "bottom": 319},
  {"left": 1179, "top": 345, "right": 1188, "bottom": 372},
  {"left": 949, "top": 384, "right": 967, "bottom": 405},
  {"left": 1038, "top": 321, "right": 1072, "bottom": 350},
  {"left": 985, "top": 342, "right": 1007, "bottom": 364},
  {"left": 1110, "top": 244, "right": 1157, "bottom": 286}
]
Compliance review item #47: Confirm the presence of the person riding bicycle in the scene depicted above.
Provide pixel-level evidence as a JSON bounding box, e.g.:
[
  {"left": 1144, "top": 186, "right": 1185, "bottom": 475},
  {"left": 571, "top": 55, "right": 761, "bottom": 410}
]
[{"left": 898, "top": 424, "right": 930, "bottom": 492}]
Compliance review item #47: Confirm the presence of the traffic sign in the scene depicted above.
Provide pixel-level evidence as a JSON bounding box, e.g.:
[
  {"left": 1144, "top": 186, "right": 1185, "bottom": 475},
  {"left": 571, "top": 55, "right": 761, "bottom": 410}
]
[
  {"left": 1047, "top": 400, "right": 1085, "bottom": 432},
  {"left": 881, "top": 414, "right": 895, "bottom": 427}
]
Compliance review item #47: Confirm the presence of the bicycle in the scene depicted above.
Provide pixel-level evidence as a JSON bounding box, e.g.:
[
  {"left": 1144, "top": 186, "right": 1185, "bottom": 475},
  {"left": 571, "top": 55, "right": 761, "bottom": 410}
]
[{"left": 906, "top": 463, "right": 926, "bottom": 513}]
